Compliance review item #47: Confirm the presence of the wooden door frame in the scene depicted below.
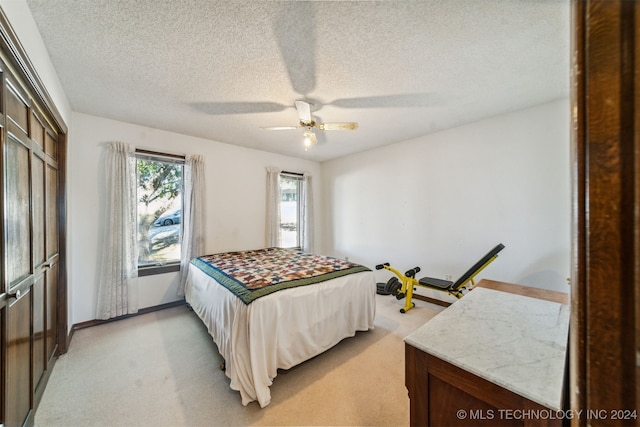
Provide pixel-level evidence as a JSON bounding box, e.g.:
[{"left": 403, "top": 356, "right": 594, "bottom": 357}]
[
  {"left": 0, "top": 9, "right": 68, "bottom": 355},
  {"left": 571, "top": 0, "right": 639, "bottom": 424}
]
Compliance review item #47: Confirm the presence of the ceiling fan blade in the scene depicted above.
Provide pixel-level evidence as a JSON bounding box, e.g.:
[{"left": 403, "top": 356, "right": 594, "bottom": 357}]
[
  {"left": 295, "top": 100, "right": 312, "bottom": 123},
  {"left": 317, "top": 122, "right": 359, "bottom": 131},
  {"left": 260, "top": 126, "right": 300, "bottom": 131}
]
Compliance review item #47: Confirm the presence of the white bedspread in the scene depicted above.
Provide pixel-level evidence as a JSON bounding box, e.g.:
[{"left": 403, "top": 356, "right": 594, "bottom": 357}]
[{"left": 185, "top": 262, "right": 376, "bottom": 407}]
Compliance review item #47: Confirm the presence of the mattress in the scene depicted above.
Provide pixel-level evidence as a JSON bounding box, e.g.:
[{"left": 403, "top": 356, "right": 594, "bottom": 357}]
[{"left": 184, "top": 251, "right": 376, "bottom": 407}]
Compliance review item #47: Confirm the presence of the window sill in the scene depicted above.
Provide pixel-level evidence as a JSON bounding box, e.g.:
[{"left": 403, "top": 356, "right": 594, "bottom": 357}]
[{"left": 138, "top": 263, "right": 180, "bottom": 277}]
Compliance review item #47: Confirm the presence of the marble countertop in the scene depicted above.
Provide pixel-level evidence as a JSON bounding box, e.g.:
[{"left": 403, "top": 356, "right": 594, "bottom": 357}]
[{"left": 404, "top": 287, "right": 570, "bottom": 410}]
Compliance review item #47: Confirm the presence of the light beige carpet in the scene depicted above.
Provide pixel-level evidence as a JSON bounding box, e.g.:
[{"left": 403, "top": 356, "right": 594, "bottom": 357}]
[{"left": 34, "top": 294, "right": 443, "bottom": 427}]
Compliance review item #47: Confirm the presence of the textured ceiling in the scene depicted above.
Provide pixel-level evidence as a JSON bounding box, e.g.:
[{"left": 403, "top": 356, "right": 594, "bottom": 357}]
[{"left": 26, "top": 0, "right": 569, "bottom": 162}]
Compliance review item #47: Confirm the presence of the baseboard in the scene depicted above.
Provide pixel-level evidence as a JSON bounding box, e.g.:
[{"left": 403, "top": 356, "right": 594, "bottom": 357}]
[{"left": 70, "top": 299, "right": 187, "bottom": 337}]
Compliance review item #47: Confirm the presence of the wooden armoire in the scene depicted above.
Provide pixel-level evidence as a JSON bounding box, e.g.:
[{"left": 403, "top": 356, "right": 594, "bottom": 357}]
[{"left": 0, "top": 9, "right": 68, "bottom": 427}]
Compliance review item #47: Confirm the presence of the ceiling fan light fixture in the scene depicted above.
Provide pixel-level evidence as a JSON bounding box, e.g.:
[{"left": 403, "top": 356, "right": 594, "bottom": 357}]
[
  {"left": 303, "top": 130, "right": 316, "bottom": 151},
  {"left": 261, "top": 101, "right": 358, "bottom": 151}
]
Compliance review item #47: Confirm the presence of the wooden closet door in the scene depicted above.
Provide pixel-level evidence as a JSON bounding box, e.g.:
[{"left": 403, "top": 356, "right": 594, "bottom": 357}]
[
  {"left": 39, "top": 116, "right": 59, "bottom": 397},
  {"left": 4, "top": 73, "right": 35, "bottom": 427},
  {"left": 0, "top": 11, "right": 68, "bottom": 427},
  {"left": 30, "top": 111, "right": 51, "bottom": 400},
  {"left": 2, "top": 63, "right": 60, "bottom": 426}
]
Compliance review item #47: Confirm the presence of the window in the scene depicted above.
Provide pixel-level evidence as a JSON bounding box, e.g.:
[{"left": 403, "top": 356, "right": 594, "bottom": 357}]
[
  {"left": 278, "top": 172, "right": 303, "bottom": 248},
  {"left": 136, "top": 150, "right": 184, "bottom": 275},
  {"left": 266, "top": 168, "right": 312, "bottom": 252}
]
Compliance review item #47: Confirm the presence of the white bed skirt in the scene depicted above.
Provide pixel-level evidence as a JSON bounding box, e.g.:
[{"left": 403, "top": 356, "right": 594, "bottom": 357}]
[{"left": 185, "top": 263, "right": 376, "bottom": 407}]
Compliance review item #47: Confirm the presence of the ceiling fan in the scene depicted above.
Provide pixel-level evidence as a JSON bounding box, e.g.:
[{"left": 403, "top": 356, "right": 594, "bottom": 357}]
[{"left": 260, "top": 100, "right": 358, "bottom": 151}]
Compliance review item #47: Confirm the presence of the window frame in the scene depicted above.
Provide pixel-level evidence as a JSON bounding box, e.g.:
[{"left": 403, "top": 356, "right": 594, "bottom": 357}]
[{"left": 135, "top": 149, "right": 185, "bottom": 276}]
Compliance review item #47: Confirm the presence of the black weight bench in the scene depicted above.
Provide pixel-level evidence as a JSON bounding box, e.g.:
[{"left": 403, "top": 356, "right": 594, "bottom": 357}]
[{"left": 418, "top": 243, "right": 505, "bottom": 298}]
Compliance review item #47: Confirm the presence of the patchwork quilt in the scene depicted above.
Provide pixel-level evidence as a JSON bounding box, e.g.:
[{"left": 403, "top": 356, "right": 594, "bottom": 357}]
[{"left": 191, "top": 247, "right": 371, "bottom": 304}]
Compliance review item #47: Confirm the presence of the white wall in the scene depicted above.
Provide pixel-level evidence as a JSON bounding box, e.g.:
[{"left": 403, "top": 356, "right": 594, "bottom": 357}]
[
  {"left": 68, "top": 112, "right": 322, "bottom": 325},
  {"left": 321, "top": 99, "right": 570, "bottom": 301}
]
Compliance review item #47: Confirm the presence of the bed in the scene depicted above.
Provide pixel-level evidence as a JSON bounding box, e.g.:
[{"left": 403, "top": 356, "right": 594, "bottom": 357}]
[{"left": 184, "top": 247, "right": 376, "bottom": 407}]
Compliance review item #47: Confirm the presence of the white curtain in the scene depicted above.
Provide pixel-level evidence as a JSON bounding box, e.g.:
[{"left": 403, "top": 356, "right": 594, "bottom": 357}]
[
  {"left": 96, "top": 142, "right": 138, "bottom": 320},
  {"left": 179, "top": 155, "right": 205, "bottom": 296},
  {"left": 265, "top": 167, "right": 281, "bottom": 247},
  {"left": 301, "top": 173, "right": 314, "bottom": 252}
]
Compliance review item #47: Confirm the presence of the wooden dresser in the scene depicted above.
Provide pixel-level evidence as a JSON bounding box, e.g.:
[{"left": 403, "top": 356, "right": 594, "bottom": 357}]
[{"left": 404, "top": 280, "right": 569, "bottom": 426}]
